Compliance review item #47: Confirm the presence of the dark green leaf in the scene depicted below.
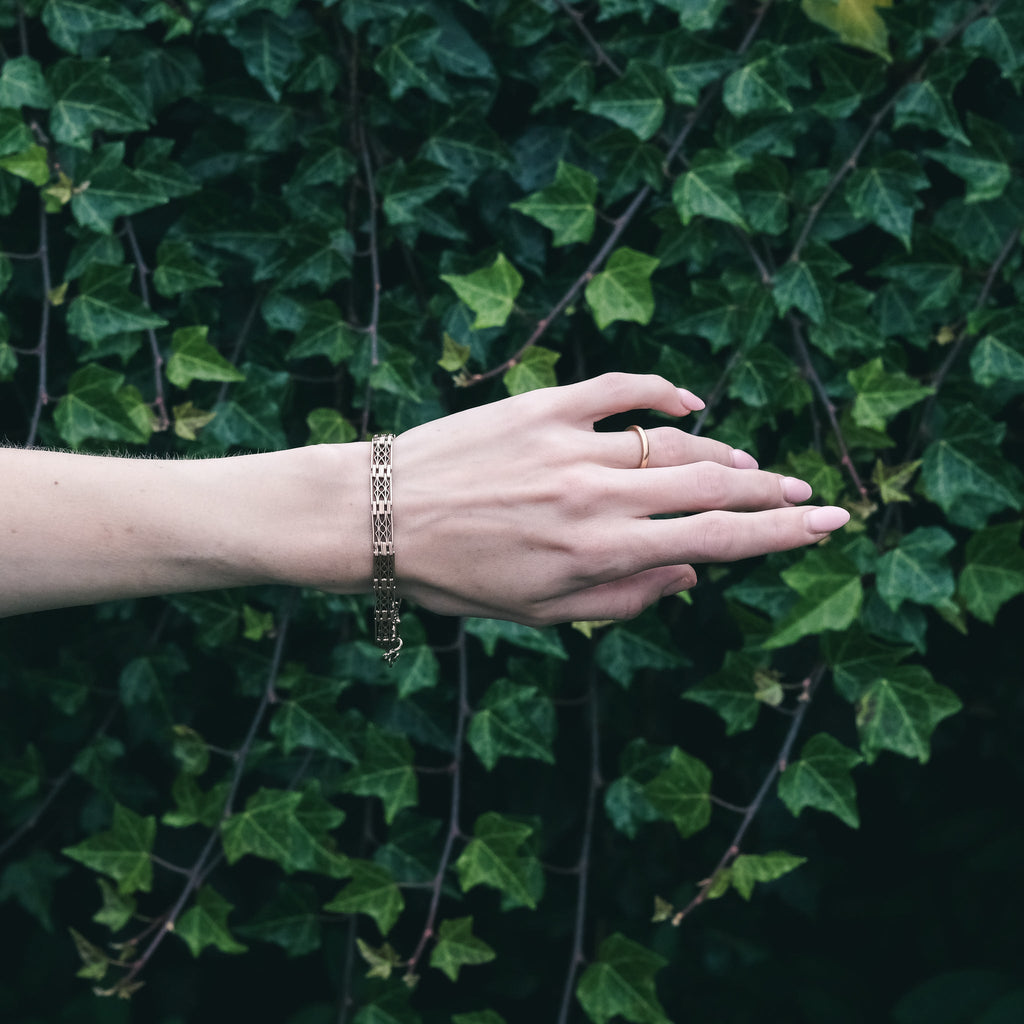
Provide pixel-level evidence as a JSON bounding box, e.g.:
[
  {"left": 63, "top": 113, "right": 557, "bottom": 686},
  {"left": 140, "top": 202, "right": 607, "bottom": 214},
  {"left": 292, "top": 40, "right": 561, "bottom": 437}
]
[
  {"left": 340, "top": 724, "right": 418, "bottom": 824},
  {"left": 324, "top": 859, "right": 404, "bottom": 936},
  {"left": 176, "top": 886, "right": 247, "bottom": 957},
  {"left": 778, "top": 733, "right": 863, "bottom": 827},
  {"left": 643, "top": 747, "right": 711, "bottom": 838},
  {"left": 957, "top": 521, "right": 1024, "bottom": 625},
  {"left": 468, "top": 679, "right": 556, "bottom": 770},
  {"left": 875, "top": 526, "right": 956, "bottom": 611},
  {"left": 456, "top": 812, "right": 543, "bottom": 910},
  {"left": 430, "top": 917, "right": 496, "bottom": 982},
  {"left": 576, "top": 933, "right": 669, "bottom": 1024}
]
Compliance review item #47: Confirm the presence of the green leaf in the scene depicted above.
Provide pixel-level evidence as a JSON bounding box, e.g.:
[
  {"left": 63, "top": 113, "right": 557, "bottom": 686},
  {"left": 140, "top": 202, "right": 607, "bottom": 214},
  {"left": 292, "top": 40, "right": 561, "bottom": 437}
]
[
  {"left": 0, "top": 144, "right": 51, "bottom": 185},
  {"left": 63, "top": 804, "right": 155, "bottom": 895},
  {"left": 175, "top": 886, "right": 248, "bottom": 957},
  {"left": 430, "top": 917, "right": 496, "bottom": 982},
  {"left": 166, "top": 326, "right": 246, "bottom": 388},
  {"left": 286, "top": 300, "right": 359, "bottom": 364},
  {"left": 642, "top": 747, "right": 711, "bottom": 838},
  {"left": 845, "top": 154, "right": 929, "bottom": 250},
  {"left": 221, "top": 788, "right": 305, "bottom": 869},
  {"left": 467, "top": 679, "right": 556, "bottom": 770},
  {"left": 778, "top": 733, "right": 863, "bottom": 828},
  {"left": 764, "top": 546, "right": 864, "bottom": 649},
  {"left": 66, "top": 264, "right": 167, "bottom": 344},
  {"left": 683, "top": 651, "right": 769, "bottom": 735},
  {"left": 53, "top": 364, "right": 153, "bottom": 448},
  {"left": 707, "top": 851, "right": 807, "bottom": 902},
  {"left": 324, "top": 859, "right": 405, "bottom": 936},
  {"left": 969, "top": 330, "right": 1024, "bottom": 389},
  {"left": 723, "top": 45, "right": 809, "bottom": 117},
  {"left": 0, "top": 851, "right": 69, "bottom": 932},
  {"left": 587, "top": 60, "right": 665, "bottom": 140},
  {"left": 0, "top": 56, "right": 54, "bottom": 109},
  {"left": 772, "top": 257, "right": 828, "bottom": 324},
  {"left": 576, "top": 933, "right": 670, "bottom": 1024},
  {"left": 441, "top": 253, "right": 523, "bottom": 330},
  {"left": 511, "top": 161, "right": 597, "bottom": 246},
  {"left": 875, "top": 526, "right": 956, "bottom": 611},
  {"left": 340, "top": 724, "right": 418, "bottom": 824},
  {"left": 70, "top": 143, "right": 169, "bottom": 234},
  {"left": 42, "top": 0, "right": 145, "bottom": 54},
  {"left": 373, "top": 13, "right": 449, "bottom": 103},
  {"left": 456, "top": 812, "right": 543, "bottom": 910},
  {"left": 957, "top": 521, "right": 1024, "bottom": 625},
  {"left": 800, "top": 0, "right": 893, "bottom": 60},
  {"left": 170, "top": 724, "right": 209, "bottom": 776},
  {"left": 153, "top": 241, "right": 222, "bottom": 297},
  {"left": 237, "top": 881, "right": 322, "bottom": 958},
  {"left": 856, "top": 665, "right": 962, "bottom": 764},
  {"left": 893, "top": 52, "right": 970, "bottom": 145},
  {"left": 92, "top": 878, "right": 136, "bottom": 932},
  {"left": 657, "top": 31, "right": 737, "bottom": 106},
  {"left": 673, "top": 148, "right": 749, "bottom": 230},
  {"left": 464, "top": 618, "right": 568, "bottom": 659},
  {"left": 596, "top": 624, "right": 683, "bottom": 689},
  {"left": 503, "top": 345, "right": 560, "bottom": 395},
  {"left": 306, "top": 408, "right": 358, "bottom": 445},
  {"left": 48, "top": 58, "right": 150, "bottom": 149},
  {"left": 586, "top": 247, "right": 659, "bottom": 330},
  {"left": 225, "top": 11, "right": 303, "bottom": 102}
]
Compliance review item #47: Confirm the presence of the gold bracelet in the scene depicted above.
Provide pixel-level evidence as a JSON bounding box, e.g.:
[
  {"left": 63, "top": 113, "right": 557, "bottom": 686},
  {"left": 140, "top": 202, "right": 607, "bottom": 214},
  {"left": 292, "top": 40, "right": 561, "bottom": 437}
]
[{"left": 370, "top": 433, "right": 402, "bottom": 665}]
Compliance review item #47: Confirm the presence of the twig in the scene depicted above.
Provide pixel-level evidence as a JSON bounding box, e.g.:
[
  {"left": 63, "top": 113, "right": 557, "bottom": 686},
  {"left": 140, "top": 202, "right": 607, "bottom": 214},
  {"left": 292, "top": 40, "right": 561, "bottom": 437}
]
[
  {"left": 556, "top": 1, "right": 622, "bottom": 76},
  {"left": 25, "top": 199, "right": 51, "bottom": 449},
  {"left": 671, "top": 665, "right": 824, "bottom": 926}
]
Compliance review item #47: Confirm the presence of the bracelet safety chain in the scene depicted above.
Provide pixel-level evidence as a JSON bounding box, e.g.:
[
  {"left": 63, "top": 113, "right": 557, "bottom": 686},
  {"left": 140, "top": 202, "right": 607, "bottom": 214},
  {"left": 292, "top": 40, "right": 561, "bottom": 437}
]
[{"left": 370, "top": 433, "right": 402, "bottom": 665}]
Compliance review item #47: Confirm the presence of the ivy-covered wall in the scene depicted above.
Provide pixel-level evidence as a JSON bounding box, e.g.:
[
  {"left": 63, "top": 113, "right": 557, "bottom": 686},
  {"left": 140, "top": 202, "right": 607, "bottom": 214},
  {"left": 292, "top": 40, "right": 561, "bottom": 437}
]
[{"left": 1, "top": 2, "right": 1023, "bottom": 1023}]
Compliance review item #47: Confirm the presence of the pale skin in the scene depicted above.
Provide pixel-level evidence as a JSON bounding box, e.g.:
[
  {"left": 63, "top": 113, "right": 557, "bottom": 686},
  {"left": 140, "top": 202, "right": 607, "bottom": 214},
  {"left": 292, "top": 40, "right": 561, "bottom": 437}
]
[{"left": 0, "top": 373, "right": 850, "bottom": 622}]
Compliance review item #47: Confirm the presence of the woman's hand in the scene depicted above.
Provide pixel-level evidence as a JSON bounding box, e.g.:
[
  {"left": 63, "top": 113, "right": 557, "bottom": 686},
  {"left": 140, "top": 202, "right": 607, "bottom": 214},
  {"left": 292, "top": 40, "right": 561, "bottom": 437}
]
[{"left": 393, "top": 373, "right": 850, "bottom": 626}]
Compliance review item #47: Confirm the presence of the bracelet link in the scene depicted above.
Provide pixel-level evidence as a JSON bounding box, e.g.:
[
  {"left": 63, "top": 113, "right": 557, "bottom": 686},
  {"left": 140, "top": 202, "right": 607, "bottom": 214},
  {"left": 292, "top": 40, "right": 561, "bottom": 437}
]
[{"left": 371, "top": 433, "right": 402, "bottom": 665}]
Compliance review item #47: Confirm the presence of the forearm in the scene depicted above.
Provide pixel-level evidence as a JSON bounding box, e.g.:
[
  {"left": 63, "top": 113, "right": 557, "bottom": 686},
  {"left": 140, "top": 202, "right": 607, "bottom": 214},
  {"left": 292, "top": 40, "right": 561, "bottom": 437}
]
[{"left": 0, "top": 444, "right": 372, "bottom": 616}]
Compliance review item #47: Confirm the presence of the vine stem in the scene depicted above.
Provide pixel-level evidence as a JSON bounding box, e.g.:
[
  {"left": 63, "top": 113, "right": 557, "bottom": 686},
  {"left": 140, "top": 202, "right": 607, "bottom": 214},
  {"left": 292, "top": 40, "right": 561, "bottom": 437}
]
[
  {"left": 671, "top": 665, "right": 824, "bottom": 926},
  {"left": 25, "top": 198, "right": 51, "bottom": 449},
  {"left": 119, "top": 594, "right": 296, "bottom": 989},
  {"left": 556, "top": 1, "right": 622, "bottom": 76},
  {"left": 404, "top": 619, "right": 470, "bottom": 981},
  {"left": 556, "top": 665, "right": 602, "bottom": 1024}
]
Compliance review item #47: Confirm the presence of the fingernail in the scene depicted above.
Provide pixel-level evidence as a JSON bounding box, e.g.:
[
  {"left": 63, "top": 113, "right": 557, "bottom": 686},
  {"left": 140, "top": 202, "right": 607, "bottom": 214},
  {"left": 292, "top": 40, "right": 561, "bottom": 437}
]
[
  {"left": 782, "top": 476, "right": 813, "bottom": 503},
  {"left": 731, "top": 449, "right": 759, "bottom": 470},
  {"left": 805, "top": 506, "right": 851, "bottom": 533},
  {"left": 677, "top": 388, "right": 705, "bottom": 411}
]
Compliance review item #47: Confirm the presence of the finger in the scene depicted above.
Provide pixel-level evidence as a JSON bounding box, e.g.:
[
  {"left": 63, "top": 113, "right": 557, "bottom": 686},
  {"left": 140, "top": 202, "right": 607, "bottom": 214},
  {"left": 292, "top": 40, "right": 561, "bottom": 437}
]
[
  {"left": 608, "top": 425, "right": 759, "bottom": 471},
  {"left": 537, "top": 564, "right": 698, "bottom": 625},
  {"left": 628, "top": 505, "right": 851, "bottom": 570},
  {"left": 621, "top": 462, "right": 813, "bottom": 516},
  {"left": 557, "top": 372, "right": 701, "bottom": 425}
]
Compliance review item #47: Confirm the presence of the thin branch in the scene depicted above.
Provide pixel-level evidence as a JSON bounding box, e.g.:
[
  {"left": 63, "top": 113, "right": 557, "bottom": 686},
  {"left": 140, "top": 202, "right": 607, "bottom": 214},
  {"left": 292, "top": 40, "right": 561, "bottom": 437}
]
[
  {"left": 25, "top": 198, "right": 51, "bottom": 449},
  {"left": 356, "top": 120, "right": 382, "bottom": 368},
  {"left": 556, "top": 666, "right": 602, "bottom": 1024},
  {"left": 672, "top": 665, "right": 824, "bottom": 926},
  {"left": 404, "top": 620, "right": 470, "bottom": 982},
  {"left": 214, "top": 290, "right": 262, "bottom": 406},
  {"left": 556, "top": 1, "right": 622, "bottom": 76}
]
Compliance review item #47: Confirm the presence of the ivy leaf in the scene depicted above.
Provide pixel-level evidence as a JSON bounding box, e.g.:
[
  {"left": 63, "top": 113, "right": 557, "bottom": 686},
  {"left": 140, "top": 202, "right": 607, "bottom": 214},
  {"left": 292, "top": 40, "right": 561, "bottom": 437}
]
[
  {"left": 456, "top": 812, "right": 543, "bottom": 910},
  {"left": 92, "top": 878, "right": 136, "bottom": 933},
  {"left": 48, "top": 59, "right": 150, "bottom": 149},
  {"left": 166, "top": 326, "right": 246, "bottom": 388},
  {"left": 356, "top": 938, "right": 404, "bottom": 980},
  {"left": 285, "top": 300, "right": 359, "bottom": 365},
  {"left": 373, "top": 13, "right": 449, "bottom": 103},
  {"left": 875, "top": 526, "right": 956, "bottom": 611},
  {"left": 42, "top": 0, "right": 145, "bottom": 55},
  {"left": 587, "top": 60, "right": 665, "bottom": 140},
  {"left": 845, "top": 154, "right": 929, "bottom": 250},
  {"left": 70, "top": 142, "right": 169, "bottom": 234},
  {"left": 66, "top": 264, "right": 167, "bottom": 343},
  {"left": 893, "top": 52, "right": 971, "bottom": 145},
  {"left": 237, "top": 882, "right": 322, "bottom": 958},
  {"left": 586, "top": 247, "right": 659, "bottom": 330},
  {"left": 441, "top": 253, "right": 523, "bottom": 330},
  {"left": 872, "top": 459, "right": 922, "bottom": 505},
  {"left": 957, "top": 521, "right": 1024, "bottom": 625},
  {"left": 221, "top": 788, "right": 305, "bottom": 869},
  {"left": 153, "top": 240, "right": 222, "bottom": 297},
  {"left": 683, "top": 651, "right": 768, "bottom": 735},
  {"left": 642, "top": 747, "right": 711, "bottom": 838},
  {"left": 800, "top": 0, "right": 893, "bottom": 60},
  {"left": 764, "top": 546, "right": 864, "bottom": 650},
  {"left": 430, "top": 917, "right": 496, "bottom": 982},
  {"left": 511, "top": 161, "right": 597, "bottom": 246},
  {"left": 658, "top": 32, "right": 737, "bottom": 106},
  {"left": 849, "top": 358, "right": 933, "bottom": 431},
  {"left": 596, "top": 624, "right": 684, "bottom": 689},
  {"left": 0, "top": 143, "right": 51, "bottom": 185},
  {"left": 723, "top": 44, "right": 809, "bottom": 117},
  {"left": 969, "top": 329, "right": 1024, "bottom": 389},
  {"left": 503, "top": 345, "right": 560, "bottom": 396},
  {"left": 63, "top": 804, "right": 155, "bottom": 895},
  {"left": 771, "top": 257, "right": 828, "bottom": 324},
  {"left": 576, "top": 933, "right": 670, "bottom": 1024},
  {"left": 778, "top": 733, "right": 863, "bottom": 828},
  {"left": 467, "top": 679, "right": 556, "bottom": 770},
  {"left": 707, "top": 851, "right": 807, "bottom": 902},
  {"left": 53, "top": 364, "right": 152, "bottom": 448},
  {"left": 673, "top": 148, "right": 749, "bottom": 230},
  {"left": 856, "top": 665, "right": 962, "bottom": 764},
  {"left": 340, "top": 724, "right": 418, "bottom": 824},
  {"left": 324, "top": 859, "right": 405, "bottom": 936},
  {"left": 464, "top": 618, "right": 567, "bottom": 659},
  {"left": 225, "top": 11, "right": 302, "bottom": 102},
  {"left": 175, "top": 886, "right": 248, "bottom": 958},
  {"left": 0, "top": 56, "right": 55, "bottom": 108},
  {"left": 823, "top": 626, "right": 913, "bottom": 702}
]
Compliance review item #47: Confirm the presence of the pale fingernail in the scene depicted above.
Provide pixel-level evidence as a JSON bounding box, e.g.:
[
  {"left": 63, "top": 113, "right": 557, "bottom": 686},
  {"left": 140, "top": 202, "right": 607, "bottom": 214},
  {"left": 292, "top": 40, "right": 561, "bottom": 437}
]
[
  {"left": 731, "top": 449, "right": 759, "bottom": 469},
  {"left": 677, "top": 388, "right": 705, "bottom": 411},
  {"left": 805, "top": 506, "right": 851, "bottom": 533},
  {"left": 782, "top": 476, "right": 813, "bottom": 503}
]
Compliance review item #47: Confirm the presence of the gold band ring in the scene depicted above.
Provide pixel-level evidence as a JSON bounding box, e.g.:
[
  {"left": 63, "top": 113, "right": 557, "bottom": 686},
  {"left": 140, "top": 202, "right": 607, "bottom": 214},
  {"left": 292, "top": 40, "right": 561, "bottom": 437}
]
[{"left": 626, "top": 424, "right": 650, "bottom": 470}]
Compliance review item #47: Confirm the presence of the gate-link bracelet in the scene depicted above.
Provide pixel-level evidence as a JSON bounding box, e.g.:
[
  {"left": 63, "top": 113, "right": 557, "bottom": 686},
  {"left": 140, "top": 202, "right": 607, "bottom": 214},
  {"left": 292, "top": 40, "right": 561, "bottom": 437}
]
[{"left": 370, "top": 433, "right": 402, "bottom": 665}]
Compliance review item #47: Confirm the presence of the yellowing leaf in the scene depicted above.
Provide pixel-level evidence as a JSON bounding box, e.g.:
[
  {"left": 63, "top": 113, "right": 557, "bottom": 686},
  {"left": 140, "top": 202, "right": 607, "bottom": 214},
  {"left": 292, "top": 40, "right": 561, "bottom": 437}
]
[{"left": 801, "top": 0, "right": 893, "bottom": 60}]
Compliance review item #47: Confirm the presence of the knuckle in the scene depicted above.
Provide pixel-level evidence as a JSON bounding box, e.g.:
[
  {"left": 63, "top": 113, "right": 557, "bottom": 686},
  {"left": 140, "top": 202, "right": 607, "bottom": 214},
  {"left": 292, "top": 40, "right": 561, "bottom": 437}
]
[
  {"left": 694, "top": 511, "right": 737, "bottom": 561},
  {"left": 692, "top": 461, "right": 730, "bottom": 508}
]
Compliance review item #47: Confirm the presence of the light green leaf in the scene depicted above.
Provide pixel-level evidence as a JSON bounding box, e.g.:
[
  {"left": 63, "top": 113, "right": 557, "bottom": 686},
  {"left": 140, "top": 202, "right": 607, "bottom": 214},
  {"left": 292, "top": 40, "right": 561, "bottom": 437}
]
[
  {"left": 958, "top": 521, "right": 1024, "bottom": 625},
  {"left": 92, "top": 878, "right": 136, "bottom": 933},
  {"left": 503, "top": 345, "right": 560, "bottom": 396},
  {"left": 642, "top": 747, "right": 711, "bottom": 838},
  {"left": 0, "top": 144, "right": 51, "bottom": 186},
  {"left": 166, "top": 326, "right": 246, "bottom": 388},
  {"left": 778, "top": 733, "right": 863, "bottom": 828},
  {"left": 306, "top": 408, "right": 358, "bottom": 445},
  {"left": 586, "top": 247, "right": 659, "bottom": 330},
  {"left": 856, "top": 665, "right": 962, "bottom": 764},
  {"left": 707, "top": 851, "right": 807, "bottom": 902},
  {"left": 848, "top": 357, "right": 933, "bottom": 433},
  {"left": 576, "top": 933, "right": 670, "bottom": 1024},
  {"left": 324, "top": 859, "right": 405, "bottom": 936},
  {"left": 339, "top": 724, "right": 418, "bottom": 824},
  {"left": 673, "top": 148, "right": 749, "bottom": 230},
  {"left": 764, "top": 546, "right": 864, "bottom": 649},
  {"left": 511, "top": 161, "right": 597, "bottom": 246},
  {"left": 430, "top": 917, "right": 496, "bottom": 982},
  {"left": 175, "top": 886, "right": 247, "bottom": 958},
  {"left": 456, "top": 812, "right": 543, "bottom": 910},
  {"left": 467, "top": 679, "right": 556, "bottom": 770},
  {"left": 63, "top": 804, "right": 155, "bottom": 895},
  {"left": 801, "top": 0, "right": 893, "bottom": 60},
  {"left": 221, "top": 788, "right": 305, "bottom": 869},
  {"left": 587, "top": 60, "right": 665, "bottom": 140},
  {"left": 875, "top": 526, "right": 956, "bottom": 611},
  {"left": 441, "top": 253, "right": 523, "bottom": 330}
]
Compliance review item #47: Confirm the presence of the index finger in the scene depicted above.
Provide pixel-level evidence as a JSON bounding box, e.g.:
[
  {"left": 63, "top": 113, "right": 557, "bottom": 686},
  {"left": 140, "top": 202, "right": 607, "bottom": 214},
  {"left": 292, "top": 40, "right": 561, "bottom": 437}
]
[{"left": 556, "top": 372, "right": 700, "bottom": 424}]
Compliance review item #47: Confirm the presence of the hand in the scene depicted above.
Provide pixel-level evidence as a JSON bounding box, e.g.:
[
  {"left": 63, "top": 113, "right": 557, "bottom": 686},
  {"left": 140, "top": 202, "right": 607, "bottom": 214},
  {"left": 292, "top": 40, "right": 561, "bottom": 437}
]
[{"left": 393, "top": 373, "right": 850, "bottom": 626}]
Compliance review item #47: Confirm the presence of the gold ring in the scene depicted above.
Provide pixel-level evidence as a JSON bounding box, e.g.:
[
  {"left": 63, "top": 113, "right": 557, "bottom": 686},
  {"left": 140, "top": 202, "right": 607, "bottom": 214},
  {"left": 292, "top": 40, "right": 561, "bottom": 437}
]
[{"left": 626, "top": 424, "right": 650, "bottom": 469}]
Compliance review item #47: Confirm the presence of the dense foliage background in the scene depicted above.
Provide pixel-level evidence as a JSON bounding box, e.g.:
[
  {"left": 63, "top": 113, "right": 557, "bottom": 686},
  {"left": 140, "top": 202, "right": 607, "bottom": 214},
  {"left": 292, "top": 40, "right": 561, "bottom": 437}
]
[{"left": 2, "top": 1, "right": 1023, "bottom": 1022}]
